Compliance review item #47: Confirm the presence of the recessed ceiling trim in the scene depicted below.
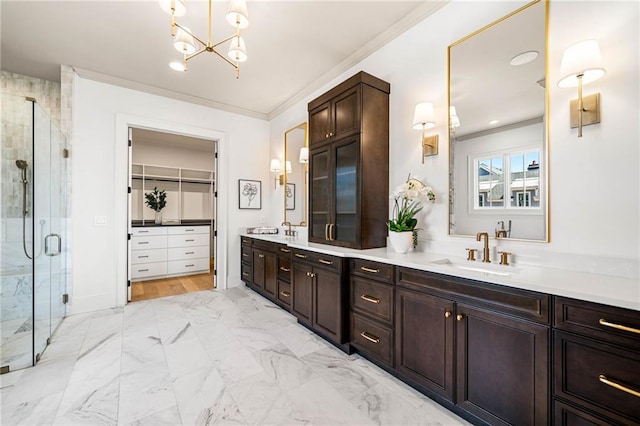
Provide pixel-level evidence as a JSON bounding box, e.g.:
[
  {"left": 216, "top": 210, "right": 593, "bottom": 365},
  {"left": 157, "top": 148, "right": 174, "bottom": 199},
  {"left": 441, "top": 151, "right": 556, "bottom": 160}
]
[
  {"left": 73, "top": 66, "right": 269, "bottom": 121},
  {"left": 268, "top": 1, "right": 449, "bottom": 120}
]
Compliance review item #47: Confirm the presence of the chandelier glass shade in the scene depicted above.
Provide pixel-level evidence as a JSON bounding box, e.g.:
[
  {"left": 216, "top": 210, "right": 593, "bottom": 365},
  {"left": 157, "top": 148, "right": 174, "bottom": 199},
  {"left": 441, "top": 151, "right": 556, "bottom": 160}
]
[{"left": 159, "top": 0, "right": 249, "bottom": 78}]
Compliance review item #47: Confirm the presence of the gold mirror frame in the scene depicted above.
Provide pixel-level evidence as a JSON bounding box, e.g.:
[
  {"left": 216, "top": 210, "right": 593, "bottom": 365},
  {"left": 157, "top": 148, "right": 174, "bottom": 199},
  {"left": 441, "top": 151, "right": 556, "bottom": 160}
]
[
  {"left": 447, "top": 0, "right": 550, "bottom": 242},
  {"left": 284, "top": 122, "right": 308, "bottom": 226}
]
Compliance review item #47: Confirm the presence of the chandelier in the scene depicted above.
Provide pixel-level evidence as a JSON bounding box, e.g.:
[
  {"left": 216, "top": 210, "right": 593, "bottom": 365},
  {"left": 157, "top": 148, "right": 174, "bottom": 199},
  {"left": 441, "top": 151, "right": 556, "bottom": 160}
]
[{"left": 159, "top": 0, "right": 249, "bottom": 79}]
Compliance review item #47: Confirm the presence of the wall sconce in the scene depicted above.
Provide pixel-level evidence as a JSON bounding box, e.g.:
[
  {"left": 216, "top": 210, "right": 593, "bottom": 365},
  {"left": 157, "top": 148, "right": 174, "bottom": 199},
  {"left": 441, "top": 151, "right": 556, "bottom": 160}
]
[
  {"left": 412, "top": 102, "right": 437, "bottom": 162},
  {"left": 270, "top": 158, "right": 291, "bottom": 188},
  {"left": 558, "top": 40, "right": 605, "bottom": 138},
  {"left": 299, "top": 147, "right": 309, "bottom": 164},
  {"left": 449, "top": 106, "right": 461, "bottom": 132}
]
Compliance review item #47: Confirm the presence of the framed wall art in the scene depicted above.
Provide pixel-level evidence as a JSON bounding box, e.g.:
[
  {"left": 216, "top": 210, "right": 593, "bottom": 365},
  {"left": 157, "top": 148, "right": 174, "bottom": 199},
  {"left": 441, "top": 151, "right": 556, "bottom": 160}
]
[{"left": 239, "top": 179, "right": 261, "bottom": 209}]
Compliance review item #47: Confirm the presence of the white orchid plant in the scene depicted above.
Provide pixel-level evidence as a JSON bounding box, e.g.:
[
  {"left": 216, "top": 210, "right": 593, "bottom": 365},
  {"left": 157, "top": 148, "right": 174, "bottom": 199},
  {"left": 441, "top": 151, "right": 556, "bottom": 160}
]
[{"left": 388, "top": 174, "right": 435, "bottom": 244}]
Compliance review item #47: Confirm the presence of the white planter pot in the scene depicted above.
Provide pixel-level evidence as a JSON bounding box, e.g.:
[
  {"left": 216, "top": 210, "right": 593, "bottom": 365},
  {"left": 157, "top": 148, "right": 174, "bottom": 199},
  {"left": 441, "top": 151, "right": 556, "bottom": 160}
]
[
  {"left": 389, "top": 231, "right": 413, "bottom": 254},
  {"left": 154, "top": 211, "right": 162, "bottom": 224}
]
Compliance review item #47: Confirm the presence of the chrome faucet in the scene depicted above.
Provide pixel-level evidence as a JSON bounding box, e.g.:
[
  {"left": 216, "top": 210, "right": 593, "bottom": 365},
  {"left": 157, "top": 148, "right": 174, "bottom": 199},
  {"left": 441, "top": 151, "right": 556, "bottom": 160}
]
[
  {"left": 476, "top": 232, "right": 491, "bottom": 263},
  {"left": 282, "top": 221, "right": 296, "bottom": 237}
]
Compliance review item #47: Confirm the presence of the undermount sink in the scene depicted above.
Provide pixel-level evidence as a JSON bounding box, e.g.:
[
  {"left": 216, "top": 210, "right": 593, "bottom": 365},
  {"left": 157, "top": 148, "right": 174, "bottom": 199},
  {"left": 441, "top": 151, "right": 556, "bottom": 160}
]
[{"left": 431, "top": 258, "right": 519, "bottom": 277}]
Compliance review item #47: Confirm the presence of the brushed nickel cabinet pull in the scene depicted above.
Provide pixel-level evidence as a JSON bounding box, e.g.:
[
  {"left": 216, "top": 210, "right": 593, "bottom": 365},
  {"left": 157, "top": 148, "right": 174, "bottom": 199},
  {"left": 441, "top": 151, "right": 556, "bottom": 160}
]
[
  {"left": 295, "top": 253, "right": 307, "bottom": 259},
  {"left": 599, "top": 318, "right": 640, "bottom": 335},
  {"left": 185, "top": 264, "right": 195, "bottom": 268},
  {"left": 280, "top": 291, "right": 291, "bottom": 298},
  {"left": 138, "top": 241, "right": 149, "bottom": 245},
  {"left": 138, "top": 255, "right": 149, "bottom": 259},
  {"left": 185, "top": 252, "right": 194, "bottom": 255},
  {"left": 138, "top": 230, "right": 149, "bottom": 233},
  {"left": 138, "top": 268, "right": 149, "bottom": 272},
  {"left": 185, "top": 239, "right": 194, "bottom": 242},
  {"left": 280, "top": 248, "right": 291, "bottom": 253},
  {"left": 360, "top": 294, "right": 380, "bottom": 304},
  {"left": 360, "top": 331, "right": 380, "bottom": 344},
  {"left": 599, "top": 375, "right": 640, "bottom": 398},
  {"left": 457, "top": 314, "right": 464, "bottom": 321},
  {"left": 279, "top": 266, "right": 291, "bottom": 272},
  {"left": 445, "top": 311, "right": 452, "bottom": 318},
  {"left": 318, "top": 259, "right": 333, "bottom": 265}
]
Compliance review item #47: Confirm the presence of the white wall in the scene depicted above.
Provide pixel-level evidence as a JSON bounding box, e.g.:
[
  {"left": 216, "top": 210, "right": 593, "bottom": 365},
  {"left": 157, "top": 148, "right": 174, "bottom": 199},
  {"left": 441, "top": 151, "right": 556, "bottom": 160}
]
[
  {"left": 70, "top": 76, "right": 270, "bottom": 314},
  {"left": 270, "top": 1, "right": 639, "bottom": 274}
]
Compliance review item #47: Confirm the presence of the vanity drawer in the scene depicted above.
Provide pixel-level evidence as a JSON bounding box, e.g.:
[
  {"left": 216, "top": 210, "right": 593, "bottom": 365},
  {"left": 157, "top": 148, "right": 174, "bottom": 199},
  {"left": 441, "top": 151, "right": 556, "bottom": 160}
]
[
  {"left": 278, "top": 246, "right": 292, "bottom": 256},
  {"left": 241, "top": 245, "right": 252, "bottom": 264},
  {"left": 241, "top": 263, "right": 252, "bottom": 282},
  {"left": 167, "top": 258, "right": 209, "bottom": 275},
  {"left": 131, "top": 261, "right": 167, "bottom": 279},
  {"left": 132, "top": 227, "right": 167, "bottom": 236},
  {"left": 131, "top": 248, "right": 167, "bottom": 265},
  {"left": 168, "top": 245, "right": 208, "bottom": 261},
  {"left": 241, "top": 236, "right": 252, "bottom": 246},
  {"left": 351, "top": 276, "right": 393, "bottom": 324},
  {"left": 277, "top": 257, "right": 292, "bottom": 282},
  {"left": 277, "top": 280, "right": 292, "bottom": 308},
  {"left": 168, "top": 233, "right": 209, "bottom": 248},
  {"left": 167, "top": 225, "right": 209, "bottom": 235},
  {"left": 351, "top": 259, "right": 394, "bottom": 284},
  {"left": 554, "top": 297, "right": 640, "bottom": 349},
  {"left": 132, "top": 235, "right": 167, "bottom": 250},
  {"left": 351, "top": 312, "right": 393, "bottom": 367},
  {"left": 553, "top": 400, "right": 618, "bottom": 426},
  {"left": 292, "top": 249, "right": 342, "bottom": 272},
  {"left": 554, "top": 330, "right": 640, "bottom": 424}
]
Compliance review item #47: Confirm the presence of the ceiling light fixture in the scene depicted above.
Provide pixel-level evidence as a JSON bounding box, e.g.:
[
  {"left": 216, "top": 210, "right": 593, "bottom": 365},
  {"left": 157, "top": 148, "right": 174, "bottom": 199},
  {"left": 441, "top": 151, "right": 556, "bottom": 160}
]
[
  {"left": 510, "top": 50, "right": 539, "bottom": 66},
  {"left": 159, "top": 0, "right": 249, "bottom": 79}
]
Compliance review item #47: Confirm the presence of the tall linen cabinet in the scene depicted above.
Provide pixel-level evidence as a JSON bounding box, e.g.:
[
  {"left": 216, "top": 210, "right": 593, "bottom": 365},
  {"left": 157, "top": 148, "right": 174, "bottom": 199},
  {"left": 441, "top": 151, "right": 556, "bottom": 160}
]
[{"left": 307, "top": 71, "right": 390, "bottom": 249}]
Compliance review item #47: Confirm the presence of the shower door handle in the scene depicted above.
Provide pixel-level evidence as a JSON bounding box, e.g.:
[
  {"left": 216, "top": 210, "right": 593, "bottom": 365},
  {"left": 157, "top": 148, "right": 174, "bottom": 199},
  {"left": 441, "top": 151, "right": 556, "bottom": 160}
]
[{"left": 45, "top": 233, "right": 61, "bottom": 257}]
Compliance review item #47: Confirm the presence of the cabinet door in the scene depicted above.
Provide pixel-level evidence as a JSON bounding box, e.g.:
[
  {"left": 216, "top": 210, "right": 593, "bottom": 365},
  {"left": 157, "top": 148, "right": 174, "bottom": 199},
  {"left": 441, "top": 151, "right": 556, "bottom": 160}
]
[
  {"left": 309, "top": 102, "right": 331, "bottom": 145},
  {"left": 292, "top": 263, "right": 313, "bottom": 327},
  {"left": 456, "top": 304, "right": 549, "bottom": 426},
  {"left": 313, "top": 268, "right": 344, "bottom": 344},
  {"left": 252, "top": 249, "right": 266, "bottom": 292},
  {"left": 332, "top": 87, "right": 360, "bottom": 140},
  {"left": 263, "top": 251, "right": 277, "bottom": 299},
  {"left": 309, "top": 147, "right": 331, "bottom": 243},
  {"left": 395, "top": 288, "right": 455, "bottom": 401},
  {"left": 331, "top": 137, "right": 359, "bottom": 247}
]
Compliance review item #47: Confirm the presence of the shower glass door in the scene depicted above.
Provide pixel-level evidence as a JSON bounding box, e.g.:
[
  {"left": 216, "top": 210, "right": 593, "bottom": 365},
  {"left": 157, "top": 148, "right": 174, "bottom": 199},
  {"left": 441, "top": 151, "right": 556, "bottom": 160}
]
[{"left": 33, "top": 102, "right": 67, "bottom": 362}]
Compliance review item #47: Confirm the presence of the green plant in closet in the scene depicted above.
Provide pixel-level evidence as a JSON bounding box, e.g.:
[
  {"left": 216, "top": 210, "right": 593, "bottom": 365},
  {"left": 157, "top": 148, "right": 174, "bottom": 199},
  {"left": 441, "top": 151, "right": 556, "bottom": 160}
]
[{"left": 144, "top": 187, "right": 167, "bottom": 212}]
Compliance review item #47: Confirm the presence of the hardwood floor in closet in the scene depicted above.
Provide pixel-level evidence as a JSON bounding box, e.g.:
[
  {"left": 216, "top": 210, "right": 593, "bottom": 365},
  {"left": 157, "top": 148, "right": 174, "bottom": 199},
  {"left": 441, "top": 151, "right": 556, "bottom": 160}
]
[{"left": 131, "top": 263, "right": 214, "bottom": 302}]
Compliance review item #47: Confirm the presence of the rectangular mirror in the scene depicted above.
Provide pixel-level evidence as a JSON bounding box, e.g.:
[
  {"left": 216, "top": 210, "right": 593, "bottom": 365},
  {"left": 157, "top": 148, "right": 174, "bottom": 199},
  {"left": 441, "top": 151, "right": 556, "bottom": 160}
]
[
  {"left": 284, "top": 122, "right": 308, "bottom": 226},
  {"left": 448, "top": 0, "right": 549, "bottom": 241}
]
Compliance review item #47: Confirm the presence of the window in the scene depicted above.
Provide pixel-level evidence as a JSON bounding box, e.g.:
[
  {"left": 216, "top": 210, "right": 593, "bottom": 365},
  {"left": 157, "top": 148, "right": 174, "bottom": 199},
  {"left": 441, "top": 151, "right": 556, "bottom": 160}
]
[{"left": 473, "top": 149, "right": 541, "bottom": 211}]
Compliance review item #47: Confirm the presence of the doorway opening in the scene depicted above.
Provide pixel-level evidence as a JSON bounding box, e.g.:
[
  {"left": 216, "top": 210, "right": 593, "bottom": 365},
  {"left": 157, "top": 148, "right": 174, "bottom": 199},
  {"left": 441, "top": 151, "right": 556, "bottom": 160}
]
[{"left": 127, "top": 127, "right": 217, "bottom": 302}]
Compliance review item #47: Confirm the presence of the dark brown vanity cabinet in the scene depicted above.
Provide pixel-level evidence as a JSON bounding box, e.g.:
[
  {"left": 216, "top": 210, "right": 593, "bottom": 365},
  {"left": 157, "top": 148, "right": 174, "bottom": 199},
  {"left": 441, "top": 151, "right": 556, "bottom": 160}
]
[
  {"left": 275, "top": 246, "right": 292, "bottom": 310},
  {"left": 553, "top": 297, "right": 640, "bottom": 425},
  {"left": 240, "top": 237, "right": 253, "bottom": 285},
  {"left": 395, "top": 267, "right": 550, "bottom": 426},
  {"left": 291, "top": 249, "right": 348, "bottom": 348},
  {"left": 241, "top": 237, "right": 288, "bottom": 306},
  {"left": 350, "top": 259, "right": 395, "bottom": 367},
  {"left": 308, "top": 71, "right": 389, "bottom": 249},
  {"left": 252, "top": 246, "right": 277, "bottom": 299}
]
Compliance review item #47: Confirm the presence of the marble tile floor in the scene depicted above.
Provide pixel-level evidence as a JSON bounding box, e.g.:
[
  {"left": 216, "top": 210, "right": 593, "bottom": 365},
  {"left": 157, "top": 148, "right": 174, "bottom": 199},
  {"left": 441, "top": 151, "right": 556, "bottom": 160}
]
[{"left": 0, "top": 286, "right": 470, "bottom": 425}]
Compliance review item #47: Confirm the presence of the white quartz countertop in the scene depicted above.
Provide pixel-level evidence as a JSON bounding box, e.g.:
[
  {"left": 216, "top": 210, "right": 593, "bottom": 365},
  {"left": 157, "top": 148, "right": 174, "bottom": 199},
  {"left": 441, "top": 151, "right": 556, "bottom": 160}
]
[{"left": 242, "top": 233, "right": 640, "bottom": 312}]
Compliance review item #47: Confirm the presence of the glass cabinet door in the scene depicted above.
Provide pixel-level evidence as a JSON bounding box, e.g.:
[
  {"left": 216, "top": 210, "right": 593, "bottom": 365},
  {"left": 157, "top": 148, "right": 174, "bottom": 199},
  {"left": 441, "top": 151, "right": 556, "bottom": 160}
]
[
  {"left": 310, "top": 148, "right": 330, "bottom": 241},
  {"left": 333, "top": 138, "right": 359, "bottom": 244}
]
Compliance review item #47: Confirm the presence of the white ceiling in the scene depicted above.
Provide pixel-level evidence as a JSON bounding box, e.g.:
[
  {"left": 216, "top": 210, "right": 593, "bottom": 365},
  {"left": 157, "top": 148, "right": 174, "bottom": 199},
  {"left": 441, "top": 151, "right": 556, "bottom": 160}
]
[{"left": 1, "top": 0, "right": 446, "bottom": 120}]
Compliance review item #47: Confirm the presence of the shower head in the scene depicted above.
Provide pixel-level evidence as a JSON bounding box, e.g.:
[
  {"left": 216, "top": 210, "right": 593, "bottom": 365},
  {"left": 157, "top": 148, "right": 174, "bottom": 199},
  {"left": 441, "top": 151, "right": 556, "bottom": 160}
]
[{"left": 16, "top": 160, "right": 28, "bottom": 170}]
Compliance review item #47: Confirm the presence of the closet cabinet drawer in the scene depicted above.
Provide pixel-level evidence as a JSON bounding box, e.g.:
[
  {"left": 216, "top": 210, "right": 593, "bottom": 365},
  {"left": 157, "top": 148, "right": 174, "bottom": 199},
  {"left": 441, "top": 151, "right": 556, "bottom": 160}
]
[
  {"left": 131, "top": 248, "right": 167, "bottom": 264},
  {"left": 132, "top": 227, "right": 167, "bottom": 236},
  {"left": 168, "top": 225, "right": 209, "bottom": 235},
  {"left": 132, "top": 235, "right": 167, "bottom": 250},
  {"left": 168, "top": 245, "right": 208, "bottom": 261},
  {"left": 167, "top": 258, "right": 209, "bottom": 275},
  {"left": 131, "top": 262, "right": 167, "bottom": 279},
  {"left": 168, "top": 233, "right": 209, "bottom": 247}
]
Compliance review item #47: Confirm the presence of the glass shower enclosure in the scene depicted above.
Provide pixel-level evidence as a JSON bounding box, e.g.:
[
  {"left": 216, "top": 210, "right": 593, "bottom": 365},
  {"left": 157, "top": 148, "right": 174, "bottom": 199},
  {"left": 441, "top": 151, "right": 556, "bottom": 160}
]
[{"left": 1, "top": 95, "right": 67, "bottom": 372}]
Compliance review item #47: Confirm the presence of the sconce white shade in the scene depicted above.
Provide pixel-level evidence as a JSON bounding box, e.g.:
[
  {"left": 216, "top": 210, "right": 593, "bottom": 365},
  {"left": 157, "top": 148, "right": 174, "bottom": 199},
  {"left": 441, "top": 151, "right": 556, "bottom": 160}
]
[
  {"left": 449, "top": 106, "right": 461, "bottom": 128},
  {"left": 299, "top": 147, "right": 309, "bottom": 163},
  {"left": 159, "top": 0, "right": 186, "bottom": 17},
  {"left": 558, "top": 40, "right": 606, "bottom": 88},
  {"left": 285, "top": 161, "right": 292, "bottom": 173},
  {"left": 412, "top": 102, "right": 436, "bottom": 130},
  {"left": 174, "top": 27, "right": 197, "bottom": 54},
  {"left": 228, "top": 36, "right": 248, "bottom": 63},
  {"left": 270, "top": 159, "right": 281, "bottom": 172},
  {"left": 227, "top": 0, "right": 250, "bottom": 29}
]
